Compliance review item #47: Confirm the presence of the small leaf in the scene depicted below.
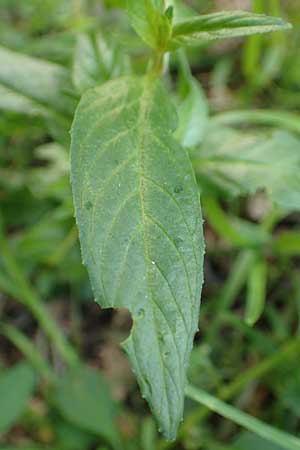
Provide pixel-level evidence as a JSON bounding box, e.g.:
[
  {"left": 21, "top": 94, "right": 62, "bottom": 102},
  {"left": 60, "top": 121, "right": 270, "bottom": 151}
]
[
  {"left": 0, "top": 45, "right": 75, "bottom": 119},
  {"left": 245, "top": 257, "right": 267, "bottom": 326},
  {"left": 13, "top": 205, "right": 69, "bottom": 266},
  {"left": 127, "top": 0, "right": 171, "bottom": 49},
  {"left": 28, "top": 143, "right": 70, "bottom": 200},
  {"left": 0, "top": 363, "right": 35, "bottom": 434},
  {"left": 212, "top": 109, "right": 300, "bottom": 135},
  {"left": 203, "top": 196, "right": 270, "bottom": 248},
  {"left": 141, "top": 417, "right": 158, "bottom": 450},
  {"left": 72, "top": 34, "right": 103, "bottom": 94},
  {"left": 72, "top": 33, "right": 130, "bottom": 95},
  {"left": 55, "top": 421, "right": 94, "bottom": 450},
  {"left": 0, "top": 85, "right": 50, "bottom": 117},
  {"left": 193, "top": 125, "right": 300, "bottom": 211},
  {"left": 169, "top": 11, "right": 291, "bottom": 49},
  {"left": 164, "top": 6, "right": 174, "bottom": 23},
  {"left": 276, "top": 372, "right": 300, "bottom": 418},
  {"left": 175, "top": 75, "right": 208, "bottom": 148},
  {"left": 273, "top": 231, "right": 300, "bottom": 257},
  {"left": 53, "top": 365, "right": 120, "bottom": 447},
  {"left": 71, "top": 75, "right": 204, "bottom": 439}
]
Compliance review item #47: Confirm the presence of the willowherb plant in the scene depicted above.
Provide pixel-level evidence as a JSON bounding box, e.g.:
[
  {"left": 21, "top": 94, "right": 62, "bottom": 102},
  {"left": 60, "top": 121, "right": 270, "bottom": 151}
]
[{"left": 70, "top": 0, "right": 291, "bottom": 439}]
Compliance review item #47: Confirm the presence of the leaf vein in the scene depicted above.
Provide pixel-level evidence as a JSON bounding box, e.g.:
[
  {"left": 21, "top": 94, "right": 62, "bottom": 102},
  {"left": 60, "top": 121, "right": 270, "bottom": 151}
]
[
  {"left": 112, "top": 225, "right": 142, "bottom": 306},
  {"left": 142, "top": 174, "right": 199, "bottom": 269},
  {"left": 144, "top": 213, "right": 191, "bottom": 333}
]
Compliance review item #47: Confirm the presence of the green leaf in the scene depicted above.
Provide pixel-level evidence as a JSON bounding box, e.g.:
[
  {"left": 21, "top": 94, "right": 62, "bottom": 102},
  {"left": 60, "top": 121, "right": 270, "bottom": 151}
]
[
  {"left": 170, "top": 11, "right": 291, "bottom": 49},
  {"left": 72, "top": 33, "right": 130, "bottom": 95},
  {"left": 71, "top": 75, "right": 204, "bottom": 439},
  {"left": 193, "top": 126, "right": 300, "bottom": 211},
  {"left": 127, "top": 0, "right": 171, "bottom": 49},
  {"left": 245, "top": 257, "right": 267, "bottom": 326},
  {"left": 212, "top": 109, "right": 300, "bottom": 135},
  {"left": 141, "top": 417, "right": 158, "bottom": 450},
  {"left": 276, "top": 372, "right": 300, "bottom": 418},
  {"left": 53, "top": 365, "right": 120, "bottom": 447},
  {"left": 0, "top": 45, "right": 75, "bottom": 119},
  {"left": 55, "top": 421, "right": 95, "bottom": 450},
  {"left": 0, "top": 363, "right": 36, "bottom": 433},
  {"left": 0, "top": 324, "right": 52, "bottom": 380},
  {"left": 72, "top": 34, "right": 103, "bottom": 95},
  {"left": 202, "top": 196, "right": 270, "bottom": 248},
  {"left": 273, "top": 231, "right": 300, "bottom": 256},
  {"left": 11, "top": 206, "right": 69, "bottom": 266},
  {"left": 0, "top": 84, "right": 50, "bottom": 117},
  {"left": 175, "top": 75, "right": 208, "bottom": 148},
  {"left": 27, "top": 143, "right": 70, "bottom": 200}
]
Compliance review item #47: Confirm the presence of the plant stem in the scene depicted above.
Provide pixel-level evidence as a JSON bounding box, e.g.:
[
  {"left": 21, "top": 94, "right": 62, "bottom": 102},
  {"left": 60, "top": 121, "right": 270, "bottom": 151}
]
[
  {"left": 219, "top": 338, "right": 299, "bottom": 399},
  {"left": 184, "top": 337, "right": 300, "bottom": 431},
  {"left": 207, "top": 206, "right": 282, "bottom": 342},
  {"left": 158, "top": 337, "right": 300, "bottom": 449},
  {"left": 206, "top": 249, "right": 256, "bottom": 343},
  {"left": 212, "top": 110, "right": 300, "bottom": 134},
  {"left": 0, "top": 229, "right": 78, "bottom": 367},
  {"left": 0, "top": 323, "right": 53, "bottom": 380},
  {"left": 47, "top": 225, "right": 78, "bottom": 266},
  {"left": 149, "top": 51, "right": 168, "bottom": 77},
  {"left": 185, "top": 385, "right": 300, "bottom": 450}
]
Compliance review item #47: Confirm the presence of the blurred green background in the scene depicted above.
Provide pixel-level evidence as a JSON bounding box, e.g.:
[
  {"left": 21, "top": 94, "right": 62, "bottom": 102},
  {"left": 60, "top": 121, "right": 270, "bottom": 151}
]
[{"left": 0, "top": 1, "right": 299, "bottom": 449}]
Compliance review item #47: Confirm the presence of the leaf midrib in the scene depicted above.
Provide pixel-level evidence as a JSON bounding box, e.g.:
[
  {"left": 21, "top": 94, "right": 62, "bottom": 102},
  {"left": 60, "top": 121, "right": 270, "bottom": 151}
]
[
  {"left": 137, "top": 76, "right": 174, "bottom": 430},
  {"left": 137, "top": 75, "right": 153, "bottom": 285}
]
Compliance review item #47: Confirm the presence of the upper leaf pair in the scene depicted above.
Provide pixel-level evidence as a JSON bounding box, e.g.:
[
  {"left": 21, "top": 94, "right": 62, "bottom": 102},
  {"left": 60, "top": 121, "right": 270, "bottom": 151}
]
[
  {"left": 127, "top": 1, "right": 291, "bottom": 51},
  {"left": 127, "top": 0, "right": 172, "bottom": 50}
]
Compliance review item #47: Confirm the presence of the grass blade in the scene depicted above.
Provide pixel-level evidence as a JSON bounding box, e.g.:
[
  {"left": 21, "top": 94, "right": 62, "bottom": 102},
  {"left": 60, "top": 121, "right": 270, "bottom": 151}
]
[{"left": 186, "top": 385, "right": 300, "bottom": 450}]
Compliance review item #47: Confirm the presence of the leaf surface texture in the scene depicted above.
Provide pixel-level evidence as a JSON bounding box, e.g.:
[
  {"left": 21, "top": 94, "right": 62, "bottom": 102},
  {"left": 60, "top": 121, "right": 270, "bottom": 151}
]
[
  {"left": 170, "top": 11, "right": 291, "bottom": 48},
  {"left": 71, "top": 75, "right": 204, "bottom": 438}
]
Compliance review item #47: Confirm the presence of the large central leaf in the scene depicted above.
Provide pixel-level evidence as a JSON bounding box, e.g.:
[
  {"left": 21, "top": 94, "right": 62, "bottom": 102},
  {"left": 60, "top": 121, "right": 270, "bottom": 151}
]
[{"left": 71, "top": 75, "right": 204, "bottom": 439}]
